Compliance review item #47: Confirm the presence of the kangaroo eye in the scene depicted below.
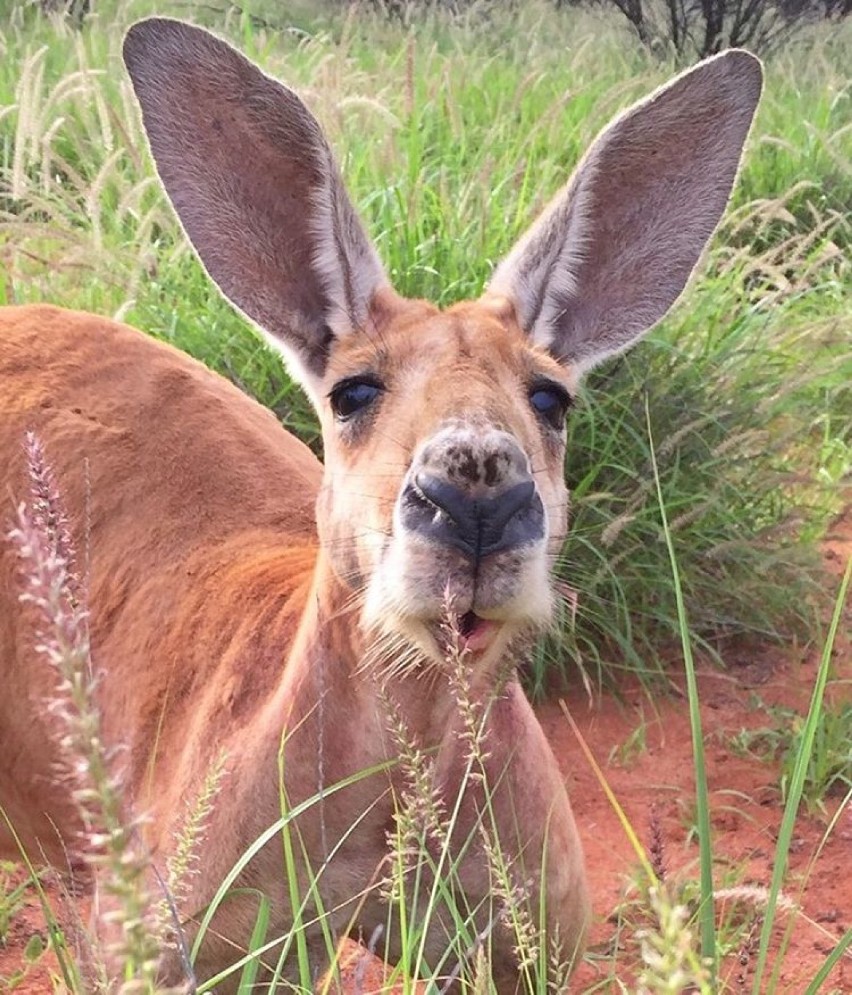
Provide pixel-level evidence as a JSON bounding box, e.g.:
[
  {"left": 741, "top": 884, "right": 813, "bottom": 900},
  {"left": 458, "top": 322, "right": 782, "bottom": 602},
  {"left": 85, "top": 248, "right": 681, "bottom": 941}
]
[
  {"left": 329, "top": 378, "right": 383, "bottom": 420},
  {"left": 529, "top": 382, "right": 571, "bottom": 430}
]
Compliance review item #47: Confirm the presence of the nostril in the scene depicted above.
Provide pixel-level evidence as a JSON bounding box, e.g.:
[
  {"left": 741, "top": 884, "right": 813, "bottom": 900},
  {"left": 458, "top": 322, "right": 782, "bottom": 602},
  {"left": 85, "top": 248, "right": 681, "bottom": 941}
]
[
  {"left": 477, "top": 479, "right": 539, "bottom": 555},
  {"left": 408, "top": 477, "right": 437, "bottom": 514},
  {"left": 413, "top": 474, "right": 472, "bottom": 527},
  {"left": 489, "top": 480, "right": 535, "bottom": 532}
]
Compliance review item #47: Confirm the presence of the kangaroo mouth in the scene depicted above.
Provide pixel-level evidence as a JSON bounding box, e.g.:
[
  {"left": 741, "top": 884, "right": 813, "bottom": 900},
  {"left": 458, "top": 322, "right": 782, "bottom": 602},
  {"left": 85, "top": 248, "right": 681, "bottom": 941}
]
[{"left": 452, "top": 610, "right": 500, "bottom": 655}]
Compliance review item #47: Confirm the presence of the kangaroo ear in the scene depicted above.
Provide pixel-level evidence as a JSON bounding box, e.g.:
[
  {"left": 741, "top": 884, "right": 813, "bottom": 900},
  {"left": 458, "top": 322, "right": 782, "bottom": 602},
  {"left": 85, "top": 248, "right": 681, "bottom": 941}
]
[
  {"left": 487, "top": 51, "right": 763, "bottom": 374},
  {"left": 123, "top": 18, "right": 388, "bottom": 401}
]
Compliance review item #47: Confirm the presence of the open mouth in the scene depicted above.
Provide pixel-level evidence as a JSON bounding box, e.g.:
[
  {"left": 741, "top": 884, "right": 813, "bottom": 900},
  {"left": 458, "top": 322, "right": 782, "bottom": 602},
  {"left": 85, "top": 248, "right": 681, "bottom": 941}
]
[{"left": 454, "top": 610, "right": 499, "bottom": 655}]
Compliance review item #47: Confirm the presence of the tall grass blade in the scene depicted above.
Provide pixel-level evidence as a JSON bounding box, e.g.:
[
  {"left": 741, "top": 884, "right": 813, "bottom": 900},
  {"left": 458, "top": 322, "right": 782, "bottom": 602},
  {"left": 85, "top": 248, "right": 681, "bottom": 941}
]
[
  {"left": 559, "top": 700, "right": 658, "bottom": 887},
  {"left": 751, "top": 555, "right": 851, "bottom": 994},
  {"left": 802, "top": 928, "right": 852, "bottom": 995},
  {"left": 236, "top": 891, "right": 270, "bottom": 995},
  {"left": 646, "top": 398, "right": 716, "bottom": 975},
  {"left": 278, "top": 753, "right": 311, "bottom": 986}
]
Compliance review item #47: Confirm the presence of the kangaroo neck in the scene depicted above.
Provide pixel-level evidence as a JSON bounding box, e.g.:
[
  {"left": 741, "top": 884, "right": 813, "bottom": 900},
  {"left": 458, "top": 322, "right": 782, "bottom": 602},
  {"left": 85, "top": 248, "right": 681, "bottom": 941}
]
[{"left": 274, "top": 550, "right": 516, "bottom": 756}]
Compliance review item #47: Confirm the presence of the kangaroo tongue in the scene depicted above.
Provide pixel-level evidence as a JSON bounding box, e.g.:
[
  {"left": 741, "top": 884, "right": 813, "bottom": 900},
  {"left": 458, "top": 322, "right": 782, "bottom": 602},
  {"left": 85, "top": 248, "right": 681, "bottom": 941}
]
[{"left": 456, "top": 611, "right": 498, "bottom": 653}]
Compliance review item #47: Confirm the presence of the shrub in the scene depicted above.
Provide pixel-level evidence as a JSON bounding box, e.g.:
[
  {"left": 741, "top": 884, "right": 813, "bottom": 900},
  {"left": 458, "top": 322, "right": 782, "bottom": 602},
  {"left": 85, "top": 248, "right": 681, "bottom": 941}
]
[{"left": 563, "top": 0, "right": 850, "bottom": 58}]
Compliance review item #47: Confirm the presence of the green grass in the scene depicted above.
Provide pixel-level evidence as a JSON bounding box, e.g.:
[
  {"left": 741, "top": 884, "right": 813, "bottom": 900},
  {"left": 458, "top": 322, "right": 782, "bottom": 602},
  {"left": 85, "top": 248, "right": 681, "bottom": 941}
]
[
  {"left": 2, "top": 0, "right": 850, "bottom": 688},
  {"left": 0, "top": 862, "right": 36, "bottom": 950},
  {"left": 560, "top": 465, "right": 851, "bottom": 994},
  {"left": 729, "top": 696, "right": 852, "bottom": 813}
]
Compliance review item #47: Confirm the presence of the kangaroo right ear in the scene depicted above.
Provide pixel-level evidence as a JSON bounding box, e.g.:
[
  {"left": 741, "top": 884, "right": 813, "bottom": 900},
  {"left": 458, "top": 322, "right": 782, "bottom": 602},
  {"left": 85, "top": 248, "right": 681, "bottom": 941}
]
[
  {"left": 487, "top": 50, "right": 763, "bottom": 374},
  {"left": 123, "top": 18, "right": 389, "bottom": 403}
]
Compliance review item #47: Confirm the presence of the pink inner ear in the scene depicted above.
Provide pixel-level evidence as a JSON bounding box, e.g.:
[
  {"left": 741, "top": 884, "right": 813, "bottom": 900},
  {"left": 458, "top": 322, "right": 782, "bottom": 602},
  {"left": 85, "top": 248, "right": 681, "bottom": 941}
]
[
  {"left": 486, "top": 51, "right": 762, "bottom": 373},
  {"left": 124, "top": 17, "right": 387, "bottom": 391}
]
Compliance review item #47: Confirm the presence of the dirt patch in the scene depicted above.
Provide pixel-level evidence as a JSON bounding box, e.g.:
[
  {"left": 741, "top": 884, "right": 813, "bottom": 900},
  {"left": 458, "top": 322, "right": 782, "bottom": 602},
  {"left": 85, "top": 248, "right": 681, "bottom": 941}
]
[
  {"left": 552, "top": 658, "right": 851, "bottom": 992},
  {"left": 563, "top": 512, "right": 852, "bottom": 992},
  {"left": 2, "top": 523, "right": 849, "bottom": 992}
]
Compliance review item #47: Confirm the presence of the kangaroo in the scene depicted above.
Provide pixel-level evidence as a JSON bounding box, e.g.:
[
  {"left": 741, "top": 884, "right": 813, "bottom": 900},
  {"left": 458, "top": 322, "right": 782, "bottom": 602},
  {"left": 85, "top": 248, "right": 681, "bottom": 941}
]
[{"left": 0, "top": 18, "right": 761, "bottom": 991}]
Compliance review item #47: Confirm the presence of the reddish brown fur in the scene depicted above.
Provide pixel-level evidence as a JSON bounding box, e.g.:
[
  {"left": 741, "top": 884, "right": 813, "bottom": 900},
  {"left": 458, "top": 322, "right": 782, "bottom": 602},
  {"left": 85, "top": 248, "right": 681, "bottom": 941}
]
[
  {"left": 0, "top": 306, "right": 318, "bottom": 843},
  {"left": 0, "top": 302, "right": 588, "bottom": 990}
]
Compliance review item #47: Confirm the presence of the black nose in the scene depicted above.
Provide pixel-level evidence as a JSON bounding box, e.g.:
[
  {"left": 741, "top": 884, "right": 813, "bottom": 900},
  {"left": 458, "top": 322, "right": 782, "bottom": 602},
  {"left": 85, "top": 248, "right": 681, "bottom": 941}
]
[{"left": 401, "top": 473, "right": 544, "bottom": 560}]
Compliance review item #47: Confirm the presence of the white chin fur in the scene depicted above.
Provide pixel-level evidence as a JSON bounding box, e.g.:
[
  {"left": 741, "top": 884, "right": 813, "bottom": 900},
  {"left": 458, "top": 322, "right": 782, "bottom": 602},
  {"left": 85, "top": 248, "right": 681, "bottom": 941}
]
[{"left": 360, "top": 535, "right": 554, "bottom": 666}]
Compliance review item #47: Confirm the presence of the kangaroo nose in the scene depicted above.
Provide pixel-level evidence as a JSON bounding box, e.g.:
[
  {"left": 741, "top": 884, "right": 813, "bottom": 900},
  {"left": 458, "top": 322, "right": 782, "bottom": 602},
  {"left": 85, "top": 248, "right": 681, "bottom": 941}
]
[{"left": 403, "top": 473, "right": 544, "bottom": 560}]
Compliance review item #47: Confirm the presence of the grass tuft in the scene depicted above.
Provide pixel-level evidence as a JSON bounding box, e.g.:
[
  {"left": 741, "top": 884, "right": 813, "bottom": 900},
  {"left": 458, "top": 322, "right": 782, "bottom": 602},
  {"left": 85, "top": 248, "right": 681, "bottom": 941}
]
[{"left": 7, "top": 432, "right": 174, "bottom": 993}]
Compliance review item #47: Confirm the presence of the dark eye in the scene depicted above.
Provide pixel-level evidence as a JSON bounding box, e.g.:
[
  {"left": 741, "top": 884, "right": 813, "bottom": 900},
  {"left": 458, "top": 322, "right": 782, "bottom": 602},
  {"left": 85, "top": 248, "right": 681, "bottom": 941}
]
[
  {"left": 329, "top": 378, "right": 383, "bottom": 420},
  {"left": 529, "top": 382, "right": 571, "bottom": 430}
]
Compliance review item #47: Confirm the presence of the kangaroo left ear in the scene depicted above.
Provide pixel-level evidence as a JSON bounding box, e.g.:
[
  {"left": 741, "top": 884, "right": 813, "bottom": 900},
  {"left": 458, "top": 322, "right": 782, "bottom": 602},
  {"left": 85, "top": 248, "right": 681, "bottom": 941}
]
[
  {"left": 486, "top": 50, "right": 763, "bottom": 374},
  {"left": 123, "top": 17, "right": 389, "bottom": 405}
]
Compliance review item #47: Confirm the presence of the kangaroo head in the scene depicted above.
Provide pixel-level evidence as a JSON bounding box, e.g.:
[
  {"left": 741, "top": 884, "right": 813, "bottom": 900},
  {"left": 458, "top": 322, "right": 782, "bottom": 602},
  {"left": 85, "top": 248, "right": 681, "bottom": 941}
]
[{"left": 124, "top": 19, "right": 761, "bottom": 668}]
